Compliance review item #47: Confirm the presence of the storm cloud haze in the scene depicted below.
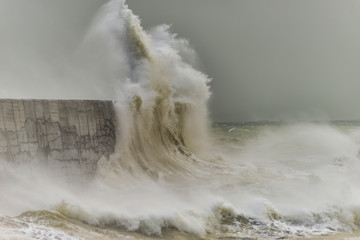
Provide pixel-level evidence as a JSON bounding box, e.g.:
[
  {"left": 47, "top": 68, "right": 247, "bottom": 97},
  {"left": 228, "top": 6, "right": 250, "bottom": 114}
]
[
  {"left": 1, "top": 0, "right": 360, "bottom": 121},
  {"left": 127, "top": 0, "right": 360, "bottom": 122}
]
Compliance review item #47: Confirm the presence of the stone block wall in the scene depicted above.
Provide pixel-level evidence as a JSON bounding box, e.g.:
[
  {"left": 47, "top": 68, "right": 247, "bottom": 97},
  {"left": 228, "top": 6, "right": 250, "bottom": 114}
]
[{"left": 0, "top": 99, "right": 116, "bottom": 174}]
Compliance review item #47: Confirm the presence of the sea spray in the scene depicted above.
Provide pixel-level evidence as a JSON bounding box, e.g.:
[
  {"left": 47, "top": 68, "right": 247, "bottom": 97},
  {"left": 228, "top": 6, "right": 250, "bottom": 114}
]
[{"left": 82, "top": 0, "right": 212, "bottom": 180}]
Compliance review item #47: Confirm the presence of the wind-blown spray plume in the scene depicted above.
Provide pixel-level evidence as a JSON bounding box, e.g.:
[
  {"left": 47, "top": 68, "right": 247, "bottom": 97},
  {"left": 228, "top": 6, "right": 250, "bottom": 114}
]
[{"left": 83, "top": 0, "right": 212, "bottom": 180}]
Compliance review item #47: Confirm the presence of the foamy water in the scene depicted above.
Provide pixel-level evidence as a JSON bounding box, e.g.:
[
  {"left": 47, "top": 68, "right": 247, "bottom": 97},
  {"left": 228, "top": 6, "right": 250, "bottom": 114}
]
[
  {"left": 1, "top": 0, "right": 360, "bottom": 239},
  {"left": 2, "top": 122, "right": 360, "bottom": 239}
]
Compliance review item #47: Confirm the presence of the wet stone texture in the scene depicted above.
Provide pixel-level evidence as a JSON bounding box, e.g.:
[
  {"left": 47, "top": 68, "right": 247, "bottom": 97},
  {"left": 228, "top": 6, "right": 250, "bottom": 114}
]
[{"left": 0, "top": 99, "right": 116, "bottom": 174}]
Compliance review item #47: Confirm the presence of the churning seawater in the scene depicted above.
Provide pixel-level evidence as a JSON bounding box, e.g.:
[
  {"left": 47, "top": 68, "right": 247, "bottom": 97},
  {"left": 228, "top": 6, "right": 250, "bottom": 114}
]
[
  {"left": 2, "top": 122, "right": 360, "bottom": 240},
  {"left": 1, "top": 0, "right": 360, "bottom": 239}
]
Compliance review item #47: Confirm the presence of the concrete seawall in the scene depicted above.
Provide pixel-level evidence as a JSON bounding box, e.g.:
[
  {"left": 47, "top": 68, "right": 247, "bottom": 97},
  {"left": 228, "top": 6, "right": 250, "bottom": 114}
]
[{"left": 0, "top": 99, "right": 116, "bottom": 174}]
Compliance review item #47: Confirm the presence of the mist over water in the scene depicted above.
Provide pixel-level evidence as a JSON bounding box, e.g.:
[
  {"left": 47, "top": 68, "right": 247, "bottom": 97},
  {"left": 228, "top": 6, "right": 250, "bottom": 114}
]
[{"left": 1, "top": 0, "right": 360, "bottom": 240}]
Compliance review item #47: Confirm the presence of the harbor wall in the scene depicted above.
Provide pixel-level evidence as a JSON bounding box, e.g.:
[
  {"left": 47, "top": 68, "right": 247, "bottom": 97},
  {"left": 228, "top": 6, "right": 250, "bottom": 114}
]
[{"left": 0, "top": 99, "right": 116, "bottom": 174}]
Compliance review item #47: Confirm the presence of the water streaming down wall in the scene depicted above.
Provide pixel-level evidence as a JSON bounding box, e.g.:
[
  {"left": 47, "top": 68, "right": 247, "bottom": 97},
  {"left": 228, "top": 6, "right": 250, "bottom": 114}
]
[{"left": 0, "top": 99, "right": 116, "bottom": 174}]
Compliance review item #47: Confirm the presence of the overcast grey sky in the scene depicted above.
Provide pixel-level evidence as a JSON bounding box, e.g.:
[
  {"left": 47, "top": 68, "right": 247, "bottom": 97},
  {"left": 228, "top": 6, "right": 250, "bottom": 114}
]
[
  {"left": 127, "top": 0, "right": 360, "bottom": 122},
  {"left": 1, "top": 0, "right": 360, "bottom": 122}
]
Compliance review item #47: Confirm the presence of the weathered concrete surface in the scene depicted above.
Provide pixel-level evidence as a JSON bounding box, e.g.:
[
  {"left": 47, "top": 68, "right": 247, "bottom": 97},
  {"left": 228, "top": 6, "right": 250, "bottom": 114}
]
[{"left": 0, "top": 99, "right": 116, "bottom": 174}]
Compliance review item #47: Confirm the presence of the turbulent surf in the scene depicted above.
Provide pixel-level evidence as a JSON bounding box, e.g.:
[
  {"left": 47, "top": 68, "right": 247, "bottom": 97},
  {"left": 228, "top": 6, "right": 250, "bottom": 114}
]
[{"left": 1, "top": 1, "right": 360, "bottom": 239}]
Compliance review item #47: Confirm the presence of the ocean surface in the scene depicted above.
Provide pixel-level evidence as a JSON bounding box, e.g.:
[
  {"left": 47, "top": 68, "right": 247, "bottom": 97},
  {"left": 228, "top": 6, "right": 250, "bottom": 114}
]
[
  {"left": 1, "top": 0, "right": 360, "bottom": 239},
  {"left": 2, "top": 122, "right": 360, "bottom": 240}
]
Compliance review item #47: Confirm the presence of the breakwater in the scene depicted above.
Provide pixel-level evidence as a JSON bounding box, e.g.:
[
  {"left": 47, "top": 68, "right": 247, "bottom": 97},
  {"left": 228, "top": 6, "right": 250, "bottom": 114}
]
[{"left": 0, "top": 99, "right": 116, "bottom": 174}]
